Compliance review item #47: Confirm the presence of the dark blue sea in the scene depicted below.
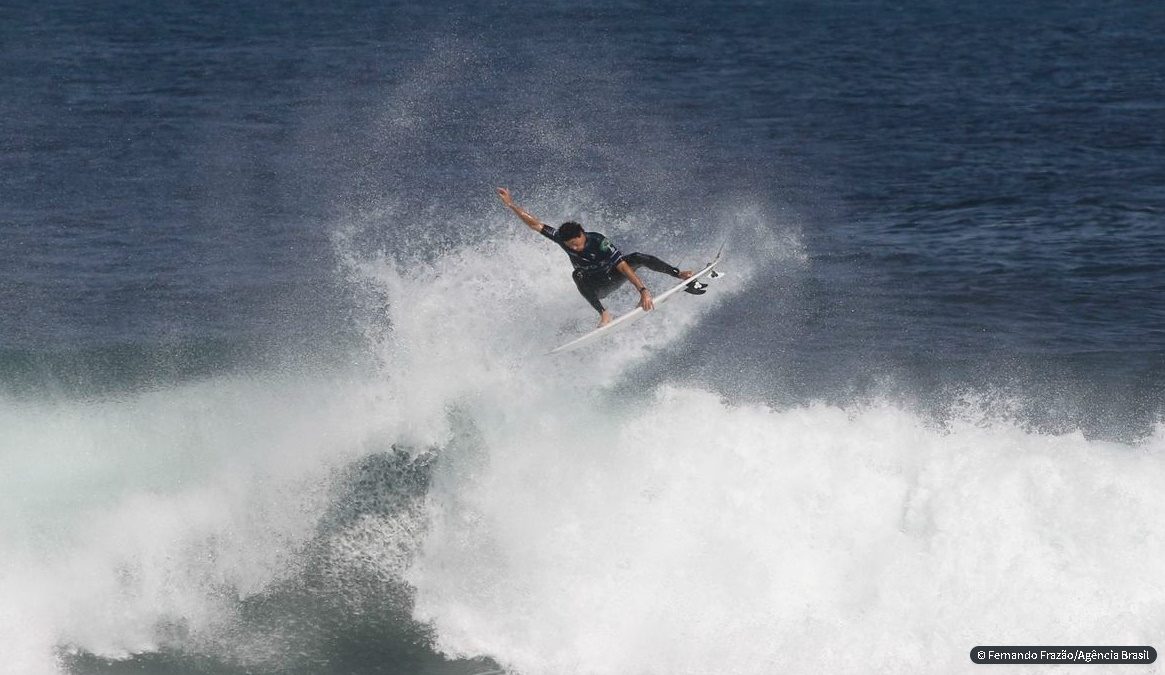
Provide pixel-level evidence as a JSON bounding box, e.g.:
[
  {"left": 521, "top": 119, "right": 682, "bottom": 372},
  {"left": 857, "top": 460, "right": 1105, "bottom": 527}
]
[{"left": 2, "top": 1, "right": 1163, "bottom": 673}]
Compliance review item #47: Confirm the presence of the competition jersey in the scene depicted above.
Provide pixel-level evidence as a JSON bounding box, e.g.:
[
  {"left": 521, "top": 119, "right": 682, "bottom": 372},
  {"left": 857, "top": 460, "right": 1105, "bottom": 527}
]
[{"left": 540, "top": 224, "right": 624, "bottom": 274}]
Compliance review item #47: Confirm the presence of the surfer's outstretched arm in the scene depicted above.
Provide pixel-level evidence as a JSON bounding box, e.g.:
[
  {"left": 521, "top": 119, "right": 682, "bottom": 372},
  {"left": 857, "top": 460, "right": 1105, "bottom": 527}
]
[
  {"left": 615, "top": 260, "right": 654, "bottom": 311},
  {"left": 496, "top": 187, "right": 546, "bottom": 233}
]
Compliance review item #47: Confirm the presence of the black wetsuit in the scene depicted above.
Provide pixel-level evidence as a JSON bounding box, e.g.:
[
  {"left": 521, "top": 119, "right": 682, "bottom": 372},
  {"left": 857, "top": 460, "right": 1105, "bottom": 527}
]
[{"left": 539, "top": 224, "right": 682, "bottom": 313}]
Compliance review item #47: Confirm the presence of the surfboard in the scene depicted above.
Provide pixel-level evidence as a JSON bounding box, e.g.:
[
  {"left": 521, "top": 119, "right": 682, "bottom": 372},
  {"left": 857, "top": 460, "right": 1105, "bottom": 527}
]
[{"left": 548, "top": 250, "right": 724, "bottom": 355}]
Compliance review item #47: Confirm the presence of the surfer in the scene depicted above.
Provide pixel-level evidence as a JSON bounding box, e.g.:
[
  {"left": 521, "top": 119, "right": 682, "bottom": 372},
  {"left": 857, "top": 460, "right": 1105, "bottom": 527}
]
[{"left": 497, "top": 187, "right": 695, "bottom": 327}]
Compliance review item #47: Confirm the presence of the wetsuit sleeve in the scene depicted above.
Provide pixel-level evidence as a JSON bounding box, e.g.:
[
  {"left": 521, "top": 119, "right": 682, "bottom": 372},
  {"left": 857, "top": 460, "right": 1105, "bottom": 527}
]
[{"left": 539, "top": 224, "right": 557, "bottom": 241}]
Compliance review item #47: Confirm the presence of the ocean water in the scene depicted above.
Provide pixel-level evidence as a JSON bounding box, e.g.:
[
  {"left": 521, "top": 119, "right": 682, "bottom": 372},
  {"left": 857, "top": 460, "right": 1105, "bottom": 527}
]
[{"left": 2, "top": 1, "right": 1163, "bottom": 673}]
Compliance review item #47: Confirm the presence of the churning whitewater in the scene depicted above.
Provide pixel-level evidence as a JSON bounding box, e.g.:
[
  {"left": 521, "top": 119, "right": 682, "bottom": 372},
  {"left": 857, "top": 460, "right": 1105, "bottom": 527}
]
[{"left": 3, "top": 220, "right": 1163, "bottom": 674}]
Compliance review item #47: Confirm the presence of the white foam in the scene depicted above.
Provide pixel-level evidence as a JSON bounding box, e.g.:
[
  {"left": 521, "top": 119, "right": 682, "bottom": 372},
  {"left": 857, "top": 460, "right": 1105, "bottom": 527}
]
[
  {"left": 0, "top": 373, "right": 394, "bottom": 672},
  {"left": 407, "top": 387, "right": 1165, "bottom": 674}
]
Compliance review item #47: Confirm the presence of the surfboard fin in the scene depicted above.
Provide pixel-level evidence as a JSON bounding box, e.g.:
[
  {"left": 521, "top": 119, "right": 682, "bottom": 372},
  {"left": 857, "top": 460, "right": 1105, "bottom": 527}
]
[{"left": 684, "top": 280, "right": 709, "bottom": 295}]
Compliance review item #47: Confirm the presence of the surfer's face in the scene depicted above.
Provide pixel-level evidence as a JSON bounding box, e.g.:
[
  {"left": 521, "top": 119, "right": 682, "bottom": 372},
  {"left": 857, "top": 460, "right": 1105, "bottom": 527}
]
[{"left": 564, "top": 234, "right": 586, "bottom": 252}]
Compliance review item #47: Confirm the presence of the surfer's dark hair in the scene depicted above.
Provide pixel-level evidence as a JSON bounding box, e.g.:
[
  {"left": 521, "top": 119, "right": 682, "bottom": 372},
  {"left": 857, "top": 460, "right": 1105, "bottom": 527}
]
[{"left": 558, "top": 221, "right": 584, "bottom": 240}]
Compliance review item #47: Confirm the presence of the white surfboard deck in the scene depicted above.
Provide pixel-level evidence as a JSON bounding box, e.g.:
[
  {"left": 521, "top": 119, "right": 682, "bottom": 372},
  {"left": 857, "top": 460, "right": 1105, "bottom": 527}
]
[{"left": 548, "top": 251, "right": 724, "bottom": 355}]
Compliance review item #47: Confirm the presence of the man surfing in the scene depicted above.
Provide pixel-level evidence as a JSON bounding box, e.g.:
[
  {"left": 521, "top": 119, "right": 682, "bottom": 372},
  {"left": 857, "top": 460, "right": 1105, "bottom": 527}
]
[{"left": 497, "top": 187, "right": 697, "bottom": 327}]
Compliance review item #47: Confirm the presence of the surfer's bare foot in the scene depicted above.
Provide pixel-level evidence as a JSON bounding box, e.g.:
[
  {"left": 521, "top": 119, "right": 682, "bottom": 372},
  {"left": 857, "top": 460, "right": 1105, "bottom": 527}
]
[
  {"left": 598, "top": 310, "right": 613, "bottom": 327},
  {"left": 678, "top": 270, "right": 693, "bottom": 280}
]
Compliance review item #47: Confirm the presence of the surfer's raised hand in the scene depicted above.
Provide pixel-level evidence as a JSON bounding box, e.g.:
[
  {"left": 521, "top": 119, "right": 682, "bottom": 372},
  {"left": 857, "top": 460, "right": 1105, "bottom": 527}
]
[
  {"left": 638, "top": 288, "right": 655, "bottom": 312},
  {"left": 497, "top": 188, "right": 546, "bottom": 232}
]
